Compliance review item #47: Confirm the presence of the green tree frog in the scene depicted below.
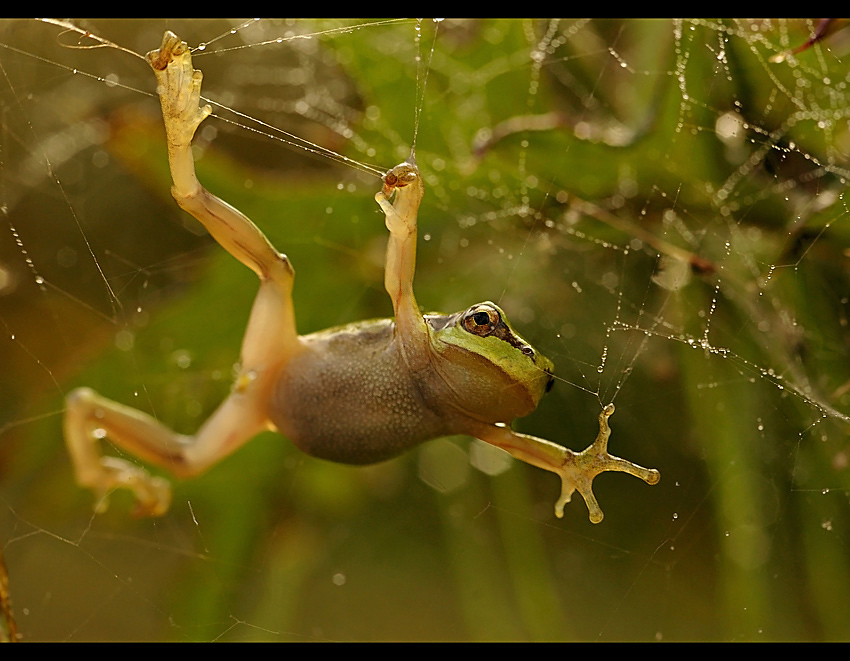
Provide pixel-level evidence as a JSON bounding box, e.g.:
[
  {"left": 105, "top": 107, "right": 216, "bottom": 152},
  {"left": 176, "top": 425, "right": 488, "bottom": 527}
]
[{"left": 63, "top": 32, "right": 660, "bottom": 524}]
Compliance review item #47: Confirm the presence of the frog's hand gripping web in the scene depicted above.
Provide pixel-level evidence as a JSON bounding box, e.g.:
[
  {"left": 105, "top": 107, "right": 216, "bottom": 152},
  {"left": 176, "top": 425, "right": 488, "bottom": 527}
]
[{"left": 555, "top": 404, "right": 660, "bottom": 523}]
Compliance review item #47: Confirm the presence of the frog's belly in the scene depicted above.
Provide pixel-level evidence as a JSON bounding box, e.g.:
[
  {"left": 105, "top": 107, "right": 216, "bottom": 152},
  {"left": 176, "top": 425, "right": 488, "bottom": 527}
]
[{"left": 269, "top": 320, "right": 447, "bottom": 465}]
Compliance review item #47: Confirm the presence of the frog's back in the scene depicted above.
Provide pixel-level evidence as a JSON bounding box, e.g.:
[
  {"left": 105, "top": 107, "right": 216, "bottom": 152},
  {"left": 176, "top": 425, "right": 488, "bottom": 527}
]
[{"left": 270, "top": 318, "right": 448, "bottom": 464}]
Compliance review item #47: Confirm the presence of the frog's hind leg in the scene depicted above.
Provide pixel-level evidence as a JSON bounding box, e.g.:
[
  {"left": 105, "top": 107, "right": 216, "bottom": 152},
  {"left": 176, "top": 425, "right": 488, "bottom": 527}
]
[
  {"left": 64, "top": 382, "right": 273, "bottom": 516},
  {"left": 61, "top": 33, "right": 308, "bottom": 517}
]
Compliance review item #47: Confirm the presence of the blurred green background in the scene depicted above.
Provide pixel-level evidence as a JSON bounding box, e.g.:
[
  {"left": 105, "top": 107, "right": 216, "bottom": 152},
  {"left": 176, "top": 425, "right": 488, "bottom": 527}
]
[{"left": 1, "top": 18, "right": 850, "bottom": 641}]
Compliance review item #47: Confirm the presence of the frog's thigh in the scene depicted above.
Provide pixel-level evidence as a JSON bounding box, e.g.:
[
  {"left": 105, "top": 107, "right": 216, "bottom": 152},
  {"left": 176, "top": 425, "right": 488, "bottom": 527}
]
[
  {"left": 188, "top": 277, "right": 301, "bottom": 470},
  {"left": 179, "top": 385, "right": 271, "bottom": 474}
]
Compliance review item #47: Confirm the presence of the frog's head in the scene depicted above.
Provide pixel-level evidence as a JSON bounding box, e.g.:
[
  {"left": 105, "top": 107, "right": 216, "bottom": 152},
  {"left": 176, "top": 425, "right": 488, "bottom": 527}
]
[
  {"left": 426, "top": 302, "right": 555, "bottom": 423},
  {"left": 382, "top": 158, "right": 424, "bottom": 216}
]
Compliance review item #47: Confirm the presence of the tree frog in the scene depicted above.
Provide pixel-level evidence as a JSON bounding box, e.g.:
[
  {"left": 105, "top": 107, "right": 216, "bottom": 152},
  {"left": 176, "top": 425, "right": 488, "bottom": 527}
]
[{"left": 63, "top": 32, "right": 659, "bottom": 524}]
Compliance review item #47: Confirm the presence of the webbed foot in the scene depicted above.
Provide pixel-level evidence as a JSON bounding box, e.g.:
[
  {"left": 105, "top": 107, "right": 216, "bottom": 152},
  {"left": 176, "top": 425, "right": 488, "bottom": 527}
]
[
  {"left": 555, "top": 403, "right": 660, "bottom": 523},
  {"left": 64, "top": 387, "right": 174, "bottom": 517},
  {"left": 84, "top": 457, "right": 172, "bottom": 518}
]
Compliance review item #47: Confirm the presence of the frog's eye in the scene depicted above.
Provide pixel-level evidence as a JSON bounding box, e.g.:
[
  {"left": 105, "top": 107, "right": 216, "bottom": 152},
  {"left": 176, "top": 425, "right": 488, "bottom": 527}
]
[
  {"left": 385, "top": 172, "right": 398, "bottom": 187},
  {"left": 462, "top": 305, "right": 501, "bottom": 337}
]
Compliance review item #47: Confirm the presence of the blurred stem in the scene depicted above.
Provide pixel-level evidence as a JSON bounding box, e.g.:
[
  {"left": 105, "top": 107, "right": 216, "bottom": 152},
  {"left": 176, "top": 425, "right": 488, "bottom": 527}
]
[
  {"left": 493, "top": 465, "right": 571, "bottom": 640},
  {"left": 677, "top": 291, "right": 771, "bottom": 640},
  {"left": 438, "top": 474, "right": 524, "bottom": 640},
  {"left": 801, "top": 490, "right": 850, "bottom": 640}
]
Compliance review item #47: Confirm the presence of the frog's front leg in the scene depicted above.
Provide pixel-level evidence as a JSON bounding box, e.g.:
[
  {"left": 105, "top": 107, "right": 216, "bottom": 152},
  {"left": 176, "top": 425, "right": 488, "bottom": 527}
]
[
  {"left": 374, "top": 158, "right": 429, "bottom": 361},
  {"left": 468, "top": 404, "right": 660, "bottom": 523}
]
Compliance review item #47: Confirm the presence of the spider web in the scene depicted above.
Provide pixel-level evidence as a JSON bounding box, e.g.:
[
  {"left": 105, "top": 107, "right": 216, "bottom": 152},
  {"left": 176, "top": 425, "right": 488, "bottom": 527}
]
[{"left": 1, "top": 18, "right": 849, "bottom": 641}]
